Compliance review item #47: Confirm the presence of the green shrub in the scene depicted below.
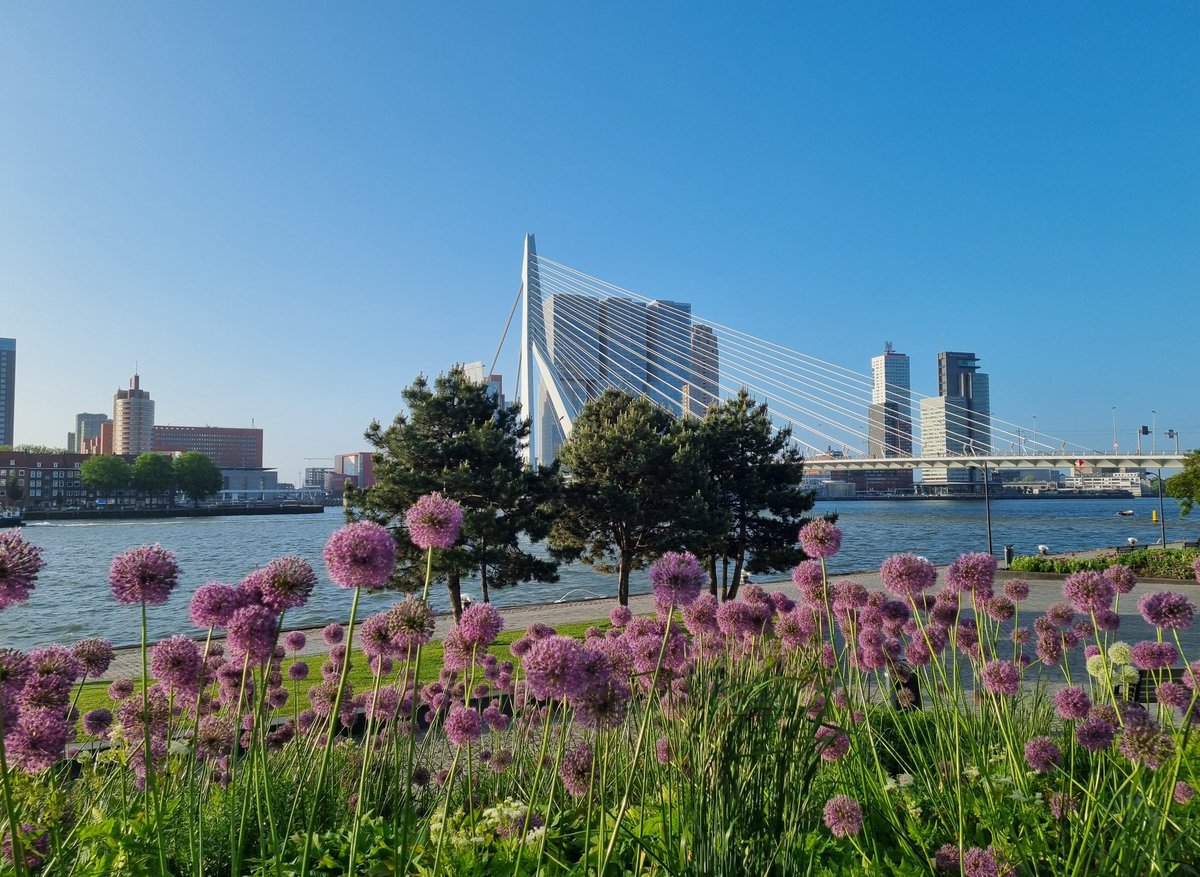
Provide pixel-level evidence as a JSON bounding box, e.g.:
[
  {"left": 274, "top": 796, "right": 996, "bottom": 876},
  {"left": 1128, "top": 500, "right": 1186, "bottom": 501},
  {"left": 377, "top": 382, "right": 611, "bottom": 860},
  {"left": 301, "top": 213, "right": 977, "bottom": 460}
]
[{"left": 1010, "top": 548, "right": 1198, "bottom": 578}]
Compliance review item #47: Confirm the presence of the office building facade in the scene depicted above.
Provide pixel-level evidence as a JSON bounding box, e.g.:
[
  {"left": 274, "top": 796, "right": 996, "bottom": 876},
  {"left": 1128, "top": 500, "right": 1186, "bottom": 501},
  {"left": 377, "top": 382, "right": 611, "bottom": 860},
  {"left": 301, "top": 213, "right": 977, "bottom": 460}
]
[
  {"left": 920, "top": 351, "right": 992, "bottom": 488},
  {"left": 152, "top": 425, "right": 264, "bottom": 468},
  {"left": 0, "top": 338, "right": 14, "bottom": 447},
  {"left": 71, "top": 413, "right": 110, "bottom": 453},
  {"left": 113, "top": 374, "right": 155, "bottom": 456}
]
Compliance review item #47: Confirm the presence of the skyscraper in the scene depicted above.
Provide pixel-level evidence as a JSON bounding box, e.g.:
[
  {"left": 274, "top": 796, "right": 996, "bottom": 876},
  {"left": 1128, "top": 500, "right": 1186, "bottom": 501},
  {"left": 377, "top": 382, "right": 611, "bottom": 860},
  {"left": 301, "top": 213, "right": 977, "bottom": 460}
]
[
  {"left": 867, "top": 343, "right": 912, "bottom": 457},
  {"left": 920, "top": 351, "right": 991, "bottom": 488},
  {"left": 113, "top": 373, "right": 155, "bottom": 456},
  {"left": 0, "top": 338, "right": 13, "bottom": 447},
  {"left": 686, "top": 324, "right": 719, "bottom": 418},
  {"left": 72, "top": 413, "right": 110, "bottom": 453},
  {"left": 645, "top": 300, "right": 692, "bottom": 415}
]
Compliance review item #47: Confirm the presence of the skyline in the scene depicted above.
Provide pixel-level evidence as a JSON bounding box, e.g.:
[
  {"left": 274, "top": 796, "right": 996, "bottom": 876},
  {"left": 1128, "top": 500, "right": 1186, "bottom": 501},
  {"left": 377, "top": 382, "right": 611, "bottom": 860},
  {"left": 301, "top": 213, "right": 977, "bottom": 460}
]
[{"left": 1, "top": 5, "right": 1196, "bottom": 483}]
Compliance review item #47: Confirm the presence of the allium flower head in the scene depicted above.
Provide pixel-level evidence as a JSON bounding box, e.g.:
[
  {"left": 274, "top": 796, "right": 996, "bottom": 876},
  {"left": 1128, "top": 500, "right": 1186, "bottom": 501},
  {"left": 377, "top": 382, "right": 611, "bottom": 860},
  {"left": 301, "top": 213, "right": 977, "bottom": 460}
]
[
  {"left": 682, "top": 593, "right": 720, "bottom": 638},
  {"left": 282, "top": 630, "right": 307, "bottom": 653},
  {"left": 1004, "top": 579, "right": 1030, "bottom": 601},
  {"left": 1054, "top": 686, "right": 1091, "bottom": 720},
  {"left": 822, "top": 795, "right": 862, "bottom": 837},
  {"left": 72, "top": 638, "right": 115, "bottom": 677},
  {"left": 880, "top": 553, "right": 937, "bottom": 598},
  {"left": 792, "top": 559, "right": 823, "bottom": 589},
  {"left": 1104, "top": 564, "right": 1137, "bottom": 594},
  {"left": 324, "top": 522, "right": 395, "bottom": 589},
  {"left": 1120, "top": 720, "right": 1175, "bottom": 770},
  {"left": 980, "top": 660, "right": 1020, "bottom": 696},
  {"left": 404, "top": 492, "right": 464, "bottom": 550},
  {"left": 1176, "top": 782, "right": 1196, "bottom": 805},
  {"left": 1075, "top": 717, "right": 1116, "bottom": 752},
  {"left": 1024, "top": 736, "right": 1062, "bottom": 772},
  {"left": 188, "top": 583, "right": 240, "bottom": 628},
  {"left": 962, "top": 847, "right": 999, "bottom": 877},
  {"left": 82, "top": 708, "right": 113, "bottom": 737},
  {"left": 322, "top": 623, "right": 344, "bottom": 646},
  {"left": 151, "top": 635, "right": 203, "bottom": 692},
  {"left": 1048, "top": 792, "right": 1077, "bottom": 820},
  {"left": 649, "top": 551, "right": 705, "bottom": 608},
  {"left": 253, "top": 556, "right": 318, "bottom": 609},
  {"left": 946, "top": 553, "right": 997, "bottom": 597},
  {"left": 1131, "top": 641, "right": 1176, "bottom": 671},
  {"left": 385, "top": 595, "right": 434, "bottom": 650},
  {"left": 226, "top": 605, "right": 279, "bottom": 666},
  {"left": 799, "top": 520, "right": 842, "bottom": 559},
  {"left": 29, "top": 646, "right": 83, "bottom": 682},
  {"left": 523, "top": 635, "right": 585, "bottom": 701},
  {"left": 559, "top": 741, "right": 594, "bottom": 797},
  {"left": 443, "top": 704, "right": 482, "bottom": 747},
  {"left": 457, "top": 602, "right": 504, "bottom": 647},
  {"left": 1138, "top": 591, "right": 1195, "bottom": 631},
  {"left": 107, "top": 678, "right": 135, "bottom": 701},
  {"left": 0, "top": 531, "right": 46, "bottom": 611},
  {"left": 1063, "top": 570, "right": 1115, "bottom": 613},
  {"left": 1107, "top": 641, "right": 1133, "bottom": 665},
  {"left": 109, "top": 544, "right": 179, "bottom": 605},
  {"left": 1156, "top": 681, "right": 1192, "bottom": 711}
]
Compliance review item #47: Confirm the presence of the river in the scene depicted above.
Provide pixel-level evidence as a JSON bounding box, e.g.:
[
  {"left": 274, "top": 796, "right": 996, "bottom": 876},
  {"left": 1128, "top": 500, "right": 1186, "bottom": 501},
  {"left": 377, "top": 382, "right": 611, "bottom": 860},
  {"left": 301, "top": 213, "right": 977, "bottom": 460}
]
[{"left": 2, "top": 496, "right": 1192, "bottom": 651}]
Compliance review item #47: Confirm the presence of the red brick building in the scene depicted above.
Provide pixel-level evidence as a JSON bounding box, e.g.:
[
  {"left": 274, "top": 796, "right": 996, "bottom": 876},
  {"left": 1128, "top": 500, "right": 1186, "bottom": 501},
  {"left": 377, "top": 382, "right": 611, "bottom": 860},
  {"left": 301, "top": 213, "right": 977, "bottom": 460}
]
[{"left": 151, "top": 425, "right": 264, "bottom": 469}]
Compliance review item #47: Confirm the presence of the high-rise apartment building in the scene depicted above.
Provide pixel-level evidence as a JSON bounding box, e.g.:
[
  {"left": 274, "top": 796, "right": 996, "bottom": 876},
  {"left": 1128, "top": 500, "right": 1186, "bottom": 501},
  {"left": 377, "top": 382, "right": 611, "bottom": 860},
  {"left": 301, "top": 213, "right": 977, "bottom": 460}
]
[
  {"left": 0, "top": 338, "right": 14, "bottom": 447},
  {"left": 113, "top": 373, "right": 155, "bottom": 456},
  {"left": 920, "top": 351, "right": 991, "bottom": 488},
  {"left": 70, "top": 413, "right": 110, "bottom": 453},
  {"left": 152, "top": 425, "right": 264, "bottom": 468},
  {"left": 645, "top": 300, "right": 692, "bottom": 414},
  {"left": 685, "top": 324, "right": 719, "bottom": 418},
  {"left": 867, "top": 343, "right": 912, "bottom": 457}
]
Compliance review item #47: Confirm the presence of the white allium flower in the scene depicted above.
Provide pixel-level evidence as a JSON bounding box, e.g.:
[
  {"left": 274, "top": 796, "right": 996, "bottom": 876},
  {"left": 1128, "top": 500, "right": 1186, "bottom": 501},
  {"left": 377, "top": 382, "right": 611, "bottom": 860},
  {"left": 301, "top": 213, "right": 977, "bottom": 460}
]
[
  {"left": 1108, "top": 642, "right": 1133, "bottom": 665},
  {"left": 1086, "top": 654, "right": 1109, "bottom": 677}
]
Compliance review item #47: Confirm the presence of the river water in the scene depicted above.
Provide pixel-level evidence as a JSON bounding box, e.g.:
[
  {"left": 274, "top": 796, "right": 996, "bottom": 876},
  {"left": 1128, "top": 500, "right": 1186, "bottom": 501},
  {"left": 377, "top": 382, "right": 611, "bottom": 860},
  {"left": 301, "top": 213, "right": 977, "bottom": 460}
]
[{"left": 2, "top": 496, "right": 1192, "bottom": 651}]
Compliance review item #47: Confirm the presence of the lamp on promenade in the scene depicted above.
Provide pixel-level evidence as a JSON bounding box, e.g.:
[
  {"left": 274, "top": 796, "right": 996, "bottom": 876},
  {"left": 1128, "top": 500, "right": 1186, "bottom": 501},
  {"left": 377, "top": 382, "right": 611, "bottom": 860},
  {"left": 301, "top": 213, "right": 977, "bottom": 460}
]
[
  {"left": 1152, "top": 410, "right": 1157, "bottom": 454},
  {"left": 1112, "top": 407, "right": 1119, "bottom": 454}
]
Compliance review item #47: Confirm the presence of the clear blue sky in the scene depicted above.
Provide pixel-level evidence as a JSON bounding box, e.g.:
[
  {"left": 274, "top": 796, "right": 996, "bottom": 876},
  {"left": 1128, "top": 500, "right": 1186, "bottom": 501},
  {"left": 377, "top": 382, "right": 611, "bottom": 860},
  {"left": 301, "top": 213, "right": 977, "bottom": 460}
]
[{"left": 2, "top": 3, "right": 1196, "bottom": 482}]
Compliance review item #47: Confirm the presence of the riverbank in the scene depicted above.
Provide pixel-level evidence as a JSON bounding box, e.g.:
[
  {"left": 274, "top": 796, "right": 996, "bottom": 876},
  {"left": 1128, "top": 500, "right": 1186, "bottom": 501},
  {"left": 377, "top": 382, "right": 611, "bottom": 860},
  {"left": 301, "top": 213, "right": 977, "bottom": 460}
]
[{"left": 23, "top": 503, "right": 326, "bottom": 521}]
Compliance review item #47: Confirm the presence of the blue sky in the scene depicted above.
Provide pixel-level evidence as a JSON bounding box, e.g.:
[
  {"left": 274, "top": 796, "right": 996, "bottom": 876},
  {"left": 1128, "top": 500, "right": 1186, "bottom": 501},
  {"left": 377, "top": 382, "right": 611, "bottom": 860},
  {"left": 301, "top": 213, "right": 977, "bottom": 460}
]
[{"left": 1, "top": 3, "right": 1196, "bottom": 482}]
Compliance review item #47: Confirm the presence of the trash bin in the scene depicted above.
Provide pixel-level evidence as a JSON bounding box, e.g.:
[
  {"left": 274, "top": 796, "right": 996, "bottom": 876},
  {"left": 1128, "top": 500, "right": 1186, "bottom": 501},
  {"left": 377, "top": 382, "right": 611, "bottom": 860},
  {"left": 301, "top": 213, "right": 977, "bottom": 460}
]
[{"left": 1004, "top": 545, "right": 1015, "bottom": 568}]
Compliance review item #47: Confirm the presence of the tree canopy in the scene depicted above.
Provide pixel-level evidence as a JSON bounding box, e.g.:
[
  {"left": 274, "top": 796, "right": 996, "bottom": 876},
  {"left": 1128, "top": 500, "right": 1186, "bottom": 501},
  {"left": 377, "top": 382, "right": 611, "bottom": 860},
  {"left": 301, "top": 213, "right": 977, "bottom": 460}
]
[
  {"left": 132, "top": 452, "right": 176, "bottom": 500},
  {"left": 1165, "top": 449, "right": 1200, "bottom": 517},
  {"left": 5, "top": 474, "right": 22, "bottom": 504},
  {"left": 349, "top": 366, "right": 560, "bottom": 617},
  {"left": 80, "top": 455, "right": 131, "bottom": 494},
  {"left": 548, "top": 390, "right": 706, "bottom": 605},
  {"left": 690, "top": 389, "right": 818, "bottom": 600},
  {"left": 172, "top": 452, "right": 223, "bottom": 505}
]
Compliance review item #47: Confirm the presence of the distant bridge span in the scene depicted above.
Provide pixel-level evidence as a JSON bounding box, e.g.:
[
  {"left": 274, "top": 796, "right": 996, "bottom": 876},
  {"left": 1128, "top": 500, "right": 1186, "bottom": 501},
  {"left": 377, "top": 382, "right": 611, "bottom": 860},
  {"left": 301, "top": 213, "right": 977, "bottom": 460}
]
[{"left": 815, "top": 453, "right": 1187, "bottom": 472}]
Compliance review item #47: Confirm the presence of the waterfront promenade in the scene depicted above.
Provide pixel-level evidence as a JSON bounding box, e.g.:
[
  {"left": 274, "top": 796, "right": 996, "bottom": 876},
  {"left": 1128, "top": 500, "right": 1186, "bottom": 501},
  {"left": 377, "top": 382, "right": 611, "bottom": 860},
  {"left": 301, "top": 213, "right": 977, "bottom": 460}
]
[{"left": 92, "top": 565, "right": 1200, "bottom": 683}]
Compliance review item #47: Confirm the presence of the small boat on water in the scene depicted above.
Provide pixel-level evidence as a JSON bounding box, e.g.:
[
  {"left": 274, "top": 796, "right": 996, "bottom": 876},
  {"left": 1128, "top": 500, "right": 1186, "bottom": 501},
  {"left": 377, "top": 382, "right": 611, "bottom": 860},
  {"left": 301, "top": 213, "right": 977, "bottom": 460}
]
[
  {"left": 1116, "top": 509, "right": 1135, "bottom": 517},
  {"left": 0, "top": 507, "right": 23, "bottom": 528}
]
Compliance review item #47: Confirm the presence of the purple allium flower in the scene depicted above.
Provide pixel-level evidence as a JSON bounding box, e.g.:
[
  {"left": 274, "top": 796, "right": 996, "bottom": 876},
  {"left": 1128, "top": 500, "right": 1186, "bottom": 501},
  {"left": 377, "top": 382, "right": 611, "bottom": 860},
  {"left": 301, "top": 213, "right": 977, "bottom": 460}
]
[
  {"left": 1075, "top": 717, "right": 1116, "bottom": 752},
  {"left": 929, "top": 597, "right": 959, "bottom": 628},
  {"left": 523, "top": 635, "right": 585, "bottom": 700},
  {"left": 1156, "top": 681, "right": 1192, "bottom": 711},
  {"left": 226, "top": 605, "right": 279, "bottom": 666},
  {"left": 816, "top": 726, "right": 850, "bottom": 762},
  {"left": 108, "top": 678, "right": 135, "bottom": 701},
  {"left": 19, "top": 673, "right": 71, "bottom": 711},
  {"left": 188, "top": 583, "right": 240, "bottom": 628},
  {"left": 880, "top": 553, "right": 937, "bottom": 598},
  {"left": 610, "top": 605, "right": 632, "bottom": 628},
  {"left": 287, "top": 661, "right": 309, "bottom": 682},
  {"left": 1104, "top": 564, "right": 1137, "bottom": 594},
  {"left": 946, "top": 553, "right": 997, "bottom": 597},
  {"left": 253, "top": 556, "right": 318, "bottom": 610},
  {"left": 1138, "top": 591, "right": 1195, "bottom": 631},
  {"left": 109, "top": 544, "right": 179, "bottom": 605},
  {"left": 799, "top": 520, "right": 842, "bottom": 559},
  {"left": 716, "top": 600, "right": 758, "bottom": 639},
  {"left": 151, "top": 635, "right": 202, "bottom": 693},
  {"left": 322, "top": 623, "right": 344, "bottom": 646},
  {"left": 1042, "top": 603, "right": 1072, "bottom": 629},
  {"left": 359, "top": 612, "right": 397, "bottom": 660},
  {"left": 1063, "top": 570, "right": 1115, "bottom": 614},
  {"left": 282, "top": 630, "right": 307, "bottom": 653},
  {"left": 71, "top": 638, "right": 115, "bottom": 678},
  {"left": 822, "top": 795, "right": 862, "bottom": 838},
  {"left": 1004, "top": 579, "right": 1030, "bottom": 602},
  {"left": 559, "top": 741, "right": 594, "bottom": 796},
  {"left": 983, "top": 595, "right": 1015, "bottom": 623},
  {"left": 1048, "top": 791, "right": 1076, "bottom": 820},
  {"left": 388, "top": 596, "right": 435, "bottom": 650},
  {"left": 1, "top": 823, "right": 48, "bottom": 870},
  {"left": 457, "top": 602, "right": 504, "bottom": 648},
  {"left": 0, "top": 530, "right": 46, "bottom": 610},
  {"left": 7, "top": 708, "right": 71, "bottom": 772},
  {"left": 980, "top": 660, "right": 1020, "bottom": 696},
  {"left": 934, "top": 844, "right": 961, "bottom": 871},
  {"left": 1131, "top": 641, "right": 1175, "bottom": 671},
  {"left": 324, "top": 522, "right": 396, "bottom": 590},
  {"left": 682, "top": 593, "right": 720, "bottom": 638},
  {"left": 962, "top": 846, "right": 999, "bottom": 877},
  {"left": 444, "top": 704, "right": 482, "bottom": 746},
  {"left": 28, "top": 646, "right": 83, "bottom": 683},
  {"left": 1119, "top": 720, "right": 1175, "bottom": 770},
  {"left": 648, "top": 551, "right": 705, "bottom": 608},
  {"left": 1024, "top": 736, "right": 1062, "bottom": 772},
  {"left": 1176, "top": 782, "right": 1196, "bottom": 805},
  {"left": 404, "top": 492, "right": 464, "bottom": 550},
  {"left": 1094, "top": 608, "right": 1121, "bottom": 633},
  {"left": 1054, "top": 686, "right": 1091, "bottom": 720},
  {"left": 654, "top": 735, "right": 672, "bottom": 765},
  {"left": 528, "top": 622, "right": 556, "bottom": 640},
  {"left": 791, "top": 559, "right": 824, "bottom": 594},
  {"left": 82, "top": 708, "right": 113, "bottom": 737}
]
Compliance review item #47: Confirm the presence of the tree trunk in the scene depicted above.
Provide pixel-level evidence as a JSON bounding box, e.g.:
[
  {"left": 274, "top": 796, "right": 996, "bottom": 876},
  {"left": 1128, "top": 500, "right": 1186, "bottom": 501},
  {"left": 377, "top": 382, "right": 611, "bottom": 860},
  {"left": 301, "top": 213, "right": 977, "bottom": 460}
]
[
  {"left": 720, "top": 555, "right": 730, "bottom": 601},
  {"left": 707, "top": 556, "right": 719, "bottom": 598},
  {"left": 618, "top": 553, "right": 630, "bottom": 606},
  {"left": 480, "top": 566, "right": 491, "bottom": 604},
  {"left": 447, "top": 570, "right": 463, "bottom": 620}
]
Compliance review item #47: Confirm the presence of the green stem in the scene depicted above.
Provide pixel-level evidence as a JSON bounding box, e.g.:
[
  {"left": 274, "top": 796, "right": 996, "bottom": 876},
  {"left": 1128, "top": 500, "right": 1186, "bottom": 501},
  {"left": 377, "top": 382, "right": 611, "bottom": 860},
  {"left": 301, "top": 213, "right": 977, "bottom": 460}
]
[
  {"left": 141, "top": 601, "right": 169, "bottom": 877},
  {"left": 0, "top": 707, "right": 27, "bottom": 877}
]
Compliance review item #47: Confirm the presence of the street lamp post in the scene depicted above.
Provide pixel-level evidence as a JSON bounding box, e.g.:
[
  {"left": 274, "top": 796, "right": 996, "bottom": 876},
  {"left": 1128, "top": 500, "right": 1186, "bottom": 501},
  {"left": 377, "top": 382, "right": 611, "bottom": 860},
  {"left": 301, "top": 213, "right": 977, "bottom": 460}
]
[
  {"left": 1032, "top": 415, "right": 1038, "bottom": 452},
  {"left": 1152, "top": 410, "right": 1158, "bottom": 454},
  {"left": 1157, "top": 467, "right": 1168, "bottom": 550},
  {"left": 1112, "top": 407, "right": 1118, "bottom": 453}
]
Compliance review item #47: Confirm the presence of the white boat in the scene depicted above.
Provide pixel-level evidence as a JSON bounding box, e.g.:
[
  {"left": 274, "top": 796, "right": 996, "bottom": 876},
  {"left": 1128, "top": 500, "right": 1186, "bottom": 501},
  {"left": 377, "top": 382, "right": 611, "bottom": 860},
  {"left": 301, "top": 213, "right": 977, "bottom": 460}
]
[
  {"left": 1116, "top": 509, "right": 1135, "bottom": 517},
  {"left": 0, "top": 507, "right": 23, "bottom": 528}
]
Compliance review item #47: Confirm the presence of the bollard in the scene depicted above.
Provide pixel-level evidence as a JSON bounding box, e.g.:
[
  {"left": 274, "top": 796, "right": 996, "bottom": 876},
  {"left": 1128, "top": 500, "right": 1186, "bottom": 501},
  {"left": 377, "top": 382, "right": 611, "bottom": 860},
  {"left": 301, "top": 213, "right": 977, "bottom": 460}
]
[{"left": 1004, "top": 544, "right": 1015, "bottom": 568}]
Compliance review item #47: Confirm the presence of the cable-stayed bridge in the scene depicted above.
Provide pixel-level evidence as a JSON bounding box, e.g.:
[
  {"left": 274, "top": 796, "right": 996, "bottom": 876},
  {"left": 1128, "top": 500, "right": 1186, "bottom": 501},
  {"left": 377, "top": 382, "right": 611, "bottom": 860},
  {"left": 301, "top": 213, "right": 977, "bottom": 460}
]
[{"left": 495, "top": 234, "right": 1186, "bottom": 480}]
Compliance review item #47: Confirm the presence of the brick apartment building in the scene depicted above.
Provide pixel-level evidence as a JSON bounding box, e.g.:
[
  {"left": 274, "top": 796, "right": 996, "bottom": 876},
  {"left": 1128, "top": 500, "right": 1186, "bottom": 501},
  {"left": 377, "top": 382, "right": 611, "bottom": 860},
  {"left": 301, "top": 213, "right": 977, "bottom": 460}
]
[{"left": 151, "top": 425, "right": 264, "bottom": 469}]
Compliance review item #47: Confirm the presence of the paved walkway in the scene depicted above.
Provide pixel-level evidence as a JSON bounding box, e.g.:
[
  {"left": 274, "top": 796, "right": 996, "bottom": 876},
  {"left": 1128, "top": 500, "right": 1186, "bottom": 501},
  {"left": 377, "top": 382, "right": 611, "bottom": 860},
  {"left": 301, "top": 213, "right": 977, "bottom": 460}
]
[{"left": 91, "top": 566, "right": 1200, "bottom": 683}]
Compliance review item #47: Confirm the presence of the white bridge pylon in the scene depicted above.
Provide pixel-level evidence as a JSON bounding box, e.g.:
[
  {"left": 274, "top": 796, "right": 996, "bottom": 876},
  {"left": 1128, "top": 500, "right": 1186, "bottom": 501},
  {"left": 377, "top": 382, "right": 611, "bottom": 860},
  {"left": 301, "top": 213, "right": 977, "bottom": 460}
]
[{"left": 510, "top": 234, "right": 1187, "bottom": 472}]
